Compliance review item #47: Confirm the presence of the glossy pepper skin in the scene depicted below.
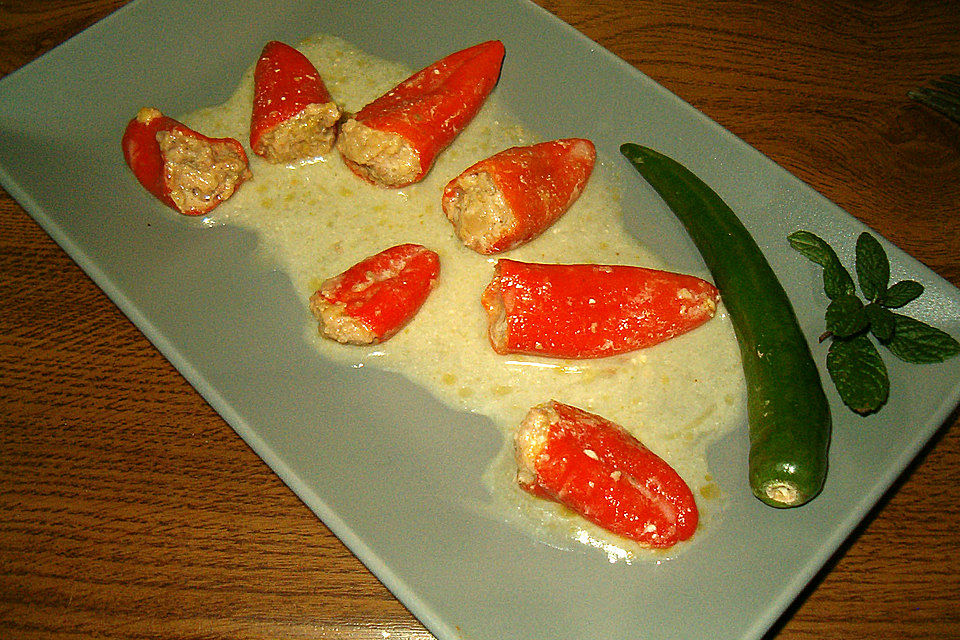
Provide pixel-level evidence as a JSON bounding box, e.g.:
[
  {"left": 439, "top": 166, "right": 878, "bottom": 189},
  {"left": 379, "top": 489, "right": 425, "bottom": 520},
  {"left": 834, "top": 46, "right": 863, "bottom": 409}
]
[
  {"left": 250, "top": 41, "right": 342, "bottom": 163},
  {"left": 337, "top": 40, "right": 505, "bottom": 187},
  {"left": 309, "top": 244, "right": 440, "bottom": 345},
  {"left": 121, "top": 107, "right": 251, "bottom": 215},
  {"left": 482, "top": 259, "right": 719, "bottom": 359},
  {"left": 441, "top": 138, "right": 596, "bottom": 254},
  {"left": 515, "top": 401, "right": 699, "bottom": 548}
]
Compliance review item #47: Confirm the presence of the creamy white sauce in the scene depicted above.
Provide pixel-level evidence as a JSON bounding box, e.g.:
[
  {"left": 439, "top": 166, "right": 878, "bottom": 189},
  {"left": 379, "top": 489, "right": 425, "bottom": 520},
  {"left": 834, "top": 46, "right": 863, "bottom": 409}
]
[{"left": 184, "top": 34, "right": 746, "bottom": 562}]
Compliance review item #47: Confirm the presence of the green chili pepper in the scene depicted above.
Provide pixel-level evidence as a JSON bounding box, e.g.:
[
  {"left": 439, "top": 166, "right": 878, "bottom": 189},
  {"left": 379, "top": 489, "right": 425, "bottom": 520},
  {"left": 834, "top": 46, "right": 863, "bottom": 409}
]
[{"left": 620, "top": 143, "right": 831, "bottom": 508}]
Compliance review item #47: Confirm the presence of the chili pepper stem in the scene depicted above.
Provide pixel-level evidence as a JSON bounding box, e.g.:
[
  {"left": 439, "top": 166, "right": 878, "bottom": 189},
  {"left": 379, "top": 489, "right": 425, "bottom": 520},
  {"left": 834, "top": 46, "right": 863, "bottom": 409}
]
[{"left": 761, "top": 480, "right": 801, "bottom": 507}]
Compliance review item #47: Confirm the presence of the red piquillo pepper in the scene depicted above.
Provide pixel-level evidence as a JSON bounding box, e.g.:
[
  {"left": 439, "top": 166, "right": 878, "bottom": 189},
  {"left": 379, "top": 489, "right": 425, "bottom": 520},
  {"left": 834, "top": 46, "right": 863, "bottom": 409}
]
[
  {"left": 250, "top": 40, "right": 342, "bottom": 163},
  {"left": 336, "top": 40, "right": 505, "bottom": 187},
  {"left": 515, "top": 401, "right": 699, "bottom": 548},
  {"left": 309, "top": 244, "right": 440, "bottom": 345},
  {"left": 441, "top": 138, "right": 596, "bottom": 254},
  {"left": 121, "top": 107, "right": 252, "bottom": 215},
  {"left": 481, "top": 259, "right": 719, "bottom": 358}
]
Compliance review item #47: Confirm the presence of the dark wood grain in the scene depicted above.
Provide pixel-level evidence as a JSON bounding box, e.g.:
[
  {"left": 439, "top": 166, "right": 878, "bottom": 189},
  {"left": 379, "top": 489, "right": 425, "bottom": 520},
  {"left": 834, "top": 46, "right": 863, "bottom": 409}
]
[{"left": 1, "top": 1, "right": 958, "bottom": 639}]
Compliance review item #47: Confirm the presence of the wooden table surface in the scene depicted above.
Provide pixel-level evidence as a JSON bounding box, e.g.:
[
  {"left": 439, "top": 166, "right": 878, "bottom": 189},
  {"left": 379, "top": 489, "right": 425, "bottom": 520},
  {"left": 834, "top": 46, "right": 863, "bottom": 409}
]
[{"left": 2, "top": 1, "right": 958, "bottom": 638}]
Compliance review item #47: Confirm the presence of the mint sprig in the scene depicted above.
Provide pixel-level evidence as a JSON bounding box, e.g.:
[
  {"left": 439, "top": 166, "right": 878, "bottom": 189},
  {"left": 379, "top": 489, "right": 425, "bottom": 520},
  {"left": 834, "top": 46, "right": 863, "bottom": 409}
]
[{"left": 788, "top": 230, "right": 960, "bottom": 415}]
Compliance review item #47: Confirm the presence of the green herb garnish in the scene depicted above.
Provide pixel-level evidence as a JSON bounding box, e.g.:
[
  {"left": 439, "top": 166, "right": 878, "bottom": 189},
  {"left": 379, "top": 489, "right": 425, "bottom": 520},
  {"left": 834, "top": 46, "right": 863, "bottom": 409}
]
[{"left": 789, "top": 230, "right": 960, "bottom": 415}]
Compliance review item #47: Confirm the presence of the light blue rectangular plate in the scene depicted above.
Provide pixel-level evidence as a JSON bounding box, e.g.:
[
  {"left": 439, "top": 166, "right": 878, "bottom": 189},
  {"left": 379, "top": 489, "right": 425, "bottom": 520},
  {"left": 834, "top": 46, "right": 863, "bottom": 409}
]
[{"left": 2, "top": 1, "right": 959, "bottom": 639}]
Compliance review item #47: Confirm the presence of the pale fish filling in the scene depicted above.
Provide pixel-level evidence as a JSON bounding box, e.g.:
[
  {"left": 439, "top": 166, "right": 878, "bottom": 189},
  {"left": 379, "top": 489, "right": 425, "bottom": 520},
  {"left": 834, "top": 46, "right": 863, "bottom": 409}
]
[
  {"left": 159, "top": 130, "right": 249, "bottom": 211},
  {"left": 256, "top": 101, "right": 343, "bottom": 163},
  {"left": 444, "top": 170, "right": 514, "bottom": 252},
  {"left": 336, "top": 118, "right": 420, "bottom": 186}
]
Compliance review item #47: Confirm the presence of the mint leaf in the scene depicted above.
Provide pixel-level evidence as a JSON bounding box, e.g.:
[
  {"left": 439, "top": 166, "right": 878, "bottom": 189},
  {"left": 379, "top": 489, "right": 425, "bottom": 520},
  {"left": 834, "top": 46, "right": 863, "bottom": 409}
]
[
  {"left": 825, "top": 294, "right": 868, "bottom": 338},
  {"left": 826, "top": 334, "right": 890, "bottom": 415},
  {"left": 880, "top": 280, "right": 924, "bottom": 308},
  {"left": 788, "top": 230, "right": 839, "bottom": 267},
  {"left": 789, "top": 230, "right": 855, "bottom": 299},
  {"left": 865, "top": 303, "right": 896, "bottom": 343},
  {"left": 824, "top": 260, "right": 856, "bottom": 300},
  {"left": 855, "top": 232, "right": 889, "bottom": 302},
  {"left": 790, "top": 228, "right": 960, "bottom": 416},
  {"left": 885, "top": 313, "right": 960, "bottom": 363}
]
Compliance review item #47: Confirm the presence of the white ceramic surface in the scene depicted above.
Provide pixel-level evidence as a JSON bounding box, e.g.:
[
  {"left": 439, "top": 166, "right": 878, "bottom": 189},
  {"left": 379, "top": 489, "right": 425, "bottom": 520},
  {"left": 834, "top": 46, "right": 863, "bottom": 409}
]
[{"left": 1, "top": 2, "right": 959, "bottom": 639}]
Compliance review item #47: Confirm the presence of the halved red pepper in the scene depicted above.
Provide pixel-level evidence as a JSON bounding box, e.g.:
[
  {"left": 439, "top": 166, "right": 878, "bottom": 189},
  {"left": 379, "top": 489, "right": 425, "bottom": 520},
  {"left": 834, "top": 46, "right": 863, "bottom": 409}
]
[
  {"left": 441, "top": 138, "right": 596, "bottom": 254},
  {"left": 336, "top": 40, "right": 505, "bottom": 187},
  {"left": 515, "top": 400, "right": 699, "bottom": 548},
  {"left": 121, "top": 107, "right": 252, "bottom": 215},
  {"left": 481, "top": 259, "right": 719, "bottom": 358},
  {"left": 250, "top": 40, "right": 342, "bottom": 163},
  {"left": 309, "top": 244, "right": 440, "bottom": 345}
]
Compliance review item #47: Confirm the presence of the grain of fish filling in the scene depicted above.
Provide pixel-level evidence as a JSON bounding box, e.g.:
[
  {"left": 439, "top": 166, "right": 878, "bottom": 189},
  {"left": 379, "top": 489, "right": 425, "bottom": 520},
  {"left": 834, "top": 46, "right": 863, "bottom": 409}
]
[{"left": 157, "top": 128, "right": 251, "bottom": 212}]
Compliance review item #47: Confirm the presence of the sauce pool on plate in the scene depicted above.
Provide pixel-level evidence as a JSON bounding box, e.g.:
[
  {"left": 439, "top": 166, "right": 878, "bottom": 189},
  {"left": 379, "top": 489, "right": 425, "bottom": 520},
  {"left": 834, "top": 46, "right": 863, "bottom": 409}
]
[{"left": 181, "top": 34, "right": 746, "bottom": 562}]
